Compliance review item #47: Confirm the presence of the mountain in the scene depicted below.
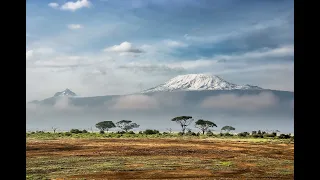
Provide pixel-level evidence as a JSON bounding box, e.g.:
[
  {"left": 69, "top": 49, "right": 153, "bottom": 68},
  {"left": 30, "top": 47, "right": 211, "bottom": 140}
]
[
  {"left": 28, "top": 88, "right": 77, "bottom": 105},
  {"left": 141, "top": 74, "right": 263, "bottom": 93},
  {"left": 28, "top": 74, "right": 293, "bottom": 108},
  {"left": 54, "top": 88, "right": 77, "bottom": 97}
]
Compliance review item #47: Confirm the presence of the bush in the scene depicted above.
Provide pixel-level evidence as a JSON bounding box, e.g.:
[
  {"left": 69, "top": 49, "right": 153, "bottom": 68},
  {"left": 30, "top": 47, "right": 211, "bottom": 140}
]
[
  {"left": 70, "top": 129, "right": 82, "bottom": 134},
  {"left": 186, "top": 131, "right": 197, "bottom": 136},
  {"left": 279, "top": 134, "right": 291, "bottom": 139},
  {"left": 207, "top": 130, "right": 214, "bottom": 136},
  {"left": 185, "top": 129, "right": 197, "bottom": 136},
  {"left": 100, "top": 130, "right": 105, "bottom": 134},
  {"left": 252, "top": 134, "right": 263, "bottom": 138},
  {"left": 143, "top": 129, "right": 160, "bottom": 135},
  {"left": 31, "top": 132, "right": 35, "bottom": 134},
  {"left": 264, "top": 133, "right": 276, "bottom": 138},
  {"left": 220, "top": 132, "right": 233, "bottom": 136},
  {"left": 237, "top": 132, "right": 249, "bottom": 137},
  {"left": 177, "top": 132, "right": 184, "bottom": 136},
  {"left": 82, "top": 129, "right": 88, "bottom": 133},
  {"left": 126, "top": 131, "right": 135, "bottom": 134},
  {"left": 65, "top": 132, "right": 72, "bottom": 136},
  {"left": 117, "top": 131, "right": 126, "bottom": 134}
]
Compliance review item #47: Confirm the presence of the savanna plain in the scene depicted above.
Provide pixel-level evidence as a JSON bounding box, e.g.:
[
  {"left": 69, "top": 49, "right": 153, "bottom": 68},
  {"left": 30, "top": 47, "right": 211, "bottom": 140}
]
[{"left": 26, "top": 132, "right": 294, "bottom": 180}]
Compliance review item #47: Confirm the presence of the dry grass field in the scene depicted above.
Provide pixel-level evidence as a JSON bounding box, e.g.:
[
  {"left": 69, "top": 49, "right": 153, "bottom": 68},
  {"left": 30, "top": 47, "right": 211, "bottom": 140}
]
[{"left": 26, "top": 138, "right": 293, "bottom": 180}]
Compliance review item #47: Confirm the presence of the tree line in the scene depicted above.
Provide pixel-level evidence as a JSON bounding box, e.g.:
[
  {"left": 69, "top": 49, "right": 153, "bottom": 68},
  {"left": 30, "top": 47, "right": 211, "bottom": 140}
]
[
  {"left": 39, "top": 116, "right": 291, "bottom": 139},
  {"left": 93, "top": 116, "right": 234, "bottom": 135}
]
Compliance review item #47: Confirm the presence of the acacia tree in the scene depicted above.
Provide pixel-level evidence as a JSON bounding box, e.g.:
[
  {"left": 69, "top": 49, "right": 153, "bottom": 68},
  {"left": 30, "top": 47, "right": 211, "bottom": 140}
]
[
  {"left": 116, "top": 120, "right": 140, "bottom": 132},
  {"left": 51, "top": 127, "right": 58, "bottom": 133},
  {"left": 166, "top": 128, "right": 173, "bottom": 134},
  {"left": 195, "top": 119, "right": 217, "bottom": 135},
  {"left": 221, "top": 126, "right": 235, "bottom": 133},
  {"left": 171, "top": 116, "right": 194, "bottom": 135},
  {"left": 95, "top": 121, "right": 116, "bottom": 133}
]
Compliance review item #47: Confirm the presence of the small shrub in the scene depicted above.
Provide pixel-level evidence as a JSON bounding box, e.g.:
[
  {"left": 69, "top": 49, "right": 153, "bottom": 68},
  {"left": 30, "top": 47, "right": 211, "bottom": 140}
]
[
  {"left": 177, "top": 132, "right": 184, "bottom": 136},
  {"left": 207, "top": 130, "right": 214, "bottom": 136},
  {"left": 252, "top": 131, "right": 257, "bottom": 135},
  {"left": 117, "top": 131, "right": 126, "bottom": 134},
  {"left": 126, "top": 131, "right": 135, "bottom": 134},
  {"left": 222, "top": 133, "right": 233, "bottom": 136},
  {"left": 237, "top": 132, "right": 249, "bottom": 137},
  {"left": 70, "top": 129, "right": 82, "bottom": 134},
  {"left": 252, "top": 134, "right": 263, "bottom": 138},
  {"left": 143, "top": 129, "right": 159, "bottom": 135},
  {"left": 185, "top": 129, "right": 196, "bottom": 136},
  {"left": 65, "top": 132, "right": 72, "bottom": 136},
  {"left": 279, "top": 134, "right": 291, "bottom": 139},
  {"left": 264, "top": 133, "right": 276, "bottom": 138},
  {"left": 99, "top": 130, "right": 105, "bottom": 134},
  {"left": 82, "top": 130, "right": 88, "bottom": 133},
  {"left": 31, "top": 132, "right": 35, "bottom": 134}
]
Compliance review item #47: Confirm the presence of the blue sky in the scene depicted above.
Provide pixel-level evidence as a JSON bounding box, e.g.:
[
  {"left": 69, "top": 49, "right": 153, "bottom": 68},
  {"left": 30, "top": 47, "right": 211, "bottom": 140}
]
[{"left": 26, "top": 0, "right": 294, "bottom": 101}]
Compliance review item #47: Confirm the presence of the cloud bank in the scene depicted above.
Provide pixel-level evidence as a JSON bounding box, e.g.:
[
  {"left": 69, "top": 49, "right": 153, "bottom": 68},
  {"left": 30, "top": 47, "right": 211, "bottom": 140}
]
[{"left": 201, "top": 92, "right": 279, "bottom": 111}]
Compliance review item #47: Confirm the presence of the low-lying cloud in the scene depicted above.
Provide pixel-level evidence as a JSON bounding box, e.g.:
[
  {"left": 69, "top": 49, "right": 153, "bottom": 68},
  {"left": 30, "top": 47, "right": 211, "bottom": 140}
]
[
  {"left": 110, "top": 95, "right": 159, "bottom": 110},
  {"left": 201, "top": 92, "right": 279, "bottom": 111}
]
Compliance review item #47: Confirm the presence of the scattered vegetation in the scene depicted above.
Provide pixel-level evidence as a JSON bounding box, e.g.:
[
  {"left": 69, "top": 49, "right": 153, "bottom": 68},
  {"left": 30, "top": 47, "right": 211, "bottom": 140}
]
[{"left": 26, "top": 117, "right": 293, "bottom": 141}]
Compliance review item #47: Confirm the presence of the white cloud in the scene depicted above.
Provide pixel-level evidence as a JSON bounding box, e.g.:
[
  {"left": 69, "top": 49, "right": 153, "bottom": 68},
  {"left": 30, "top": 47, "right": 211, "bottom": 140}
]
[
  {"left": 201, "top": 92, "right": 279, "bottom": 111},
  {"left": 48, "top": 2, "right": 59, "bottom": 8},
  {"left": 111, "top": 95, "right": 159, "bottom": 110},
  {"left": 54, "top": 97, "right": 71, "bottom": 109},
  {"left": 26, "top": 48, "right": 55, "bottom": 62},
  {"left": 184, "top": 18, "right": 288, "bottom": 44},
  {"left": 168, "top": 45, "right": 294, "bottom": 70},
  {"left": 26, "top": 50, "right": 34, "bottom": 60},
  {"left": 164, "top": 40, "right": 188, "bottom": 48},
  {"left": 35, "top": 48, "right": 55, "bottom": 54},
  {"left": 67, "top": 24, "right": 83, "bottom": 30},
  {"left": 104, "top": 42, "right": 143, "bottom": 53},
  {"left": 61, "top": 0, "right": 91, "bottom": 12}
]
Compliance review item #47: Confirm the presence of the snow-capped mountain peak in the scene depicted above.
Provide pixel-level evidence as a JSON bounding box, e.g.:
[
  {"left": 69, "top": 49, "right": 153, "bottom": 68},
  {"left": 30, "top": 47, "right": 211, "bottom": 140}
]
[
  {"left": 141, "top": 74, "right": 262, "bottom": 93},
  {"left": 53, "top": 88, "right": 77, "bottom": 97}
]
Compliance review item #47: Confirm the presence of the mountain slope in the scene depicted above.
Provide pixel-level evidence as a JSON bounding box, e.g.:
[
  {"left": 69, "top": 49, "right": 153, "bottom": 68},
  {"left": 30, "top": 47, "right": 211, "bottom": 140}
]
[{"left": 141, "top": 74, "right": 262, "bottom": 93}]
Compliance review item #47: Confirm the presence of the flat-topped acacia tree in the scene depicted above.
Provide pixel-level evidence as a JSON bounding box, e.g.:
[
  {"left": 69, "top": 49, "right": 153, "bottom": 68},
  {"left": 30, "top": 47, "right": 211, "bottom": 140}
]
[
  {"left": 95, "top": 121, "right": 116, "bottom": 133},
  {"left": 195, "top": 119, "right": 217, "bottom": 135},
  {"left": 221, "top": 126, "right": 235, "bottom": 133},
  {"left": 171, "top": 116, "right": 194, "bottom": 135},
  {"left": 116, "top": 120, "right": 140, "bottom": 132}
]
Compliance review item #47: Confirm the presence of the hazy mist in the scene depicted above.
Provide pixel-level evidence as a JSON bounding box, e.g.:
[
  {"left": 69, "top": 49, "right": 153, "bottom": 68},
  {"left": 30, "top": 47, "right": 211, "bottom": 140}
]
[{"left": 26, "top": 90, "right": 294, "bottom": 133}]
